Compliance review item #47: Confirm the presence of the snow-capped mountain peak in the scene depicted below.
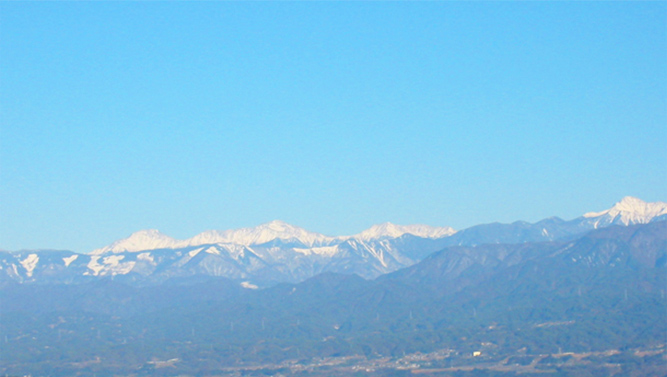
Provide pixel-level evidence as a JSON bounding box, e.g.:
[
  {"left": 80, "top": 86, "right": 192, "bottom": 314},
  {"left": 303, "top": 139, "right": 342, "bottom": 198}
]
[
  {"left": 90, "top": 229, "right": 179, "bottom": 255},
  {"left": 583, "top": 196, "right": 667, "bottom": 226},
  {"left": 352, "top": 222, "right": 456, "bottom": 241},
  {"left": 187, "top": 220, "right": 335, "bottom": 248},
  {"left": 89, "top": 220, "right": 458, "bottom": 255}
]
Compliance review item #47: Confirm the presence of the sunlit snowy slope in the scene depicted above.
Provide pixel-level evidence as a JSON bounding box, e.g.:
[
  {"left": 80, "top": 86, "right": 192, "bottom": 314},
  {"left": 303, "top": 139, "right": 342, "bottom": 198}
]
[{"left": 1, "top": 197, "right": 664, "bottom": 286}]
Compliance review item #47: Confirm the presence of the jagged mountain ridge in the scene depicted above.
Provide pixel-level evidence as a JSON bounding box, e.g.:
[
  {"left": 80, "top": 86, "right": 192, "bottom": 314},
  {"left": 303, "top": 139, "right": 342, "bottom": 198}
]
[
  {"left": 2, "top": 197, "right": 665, "bottom": 286},
  {"left": 583, "top": 195, "right": 667, "bottom": 226},
  {"left": 436, "top": 196, "right": 667, "bottom": 247},
  {"left": 1, "top": 237, "right": 445, "bottom": 286},
  {"left": 91, "top": 220, "right": 456, "bottom": 255},
  {"left": 91, "top": 196, "right": 666, "bottom": 255}
]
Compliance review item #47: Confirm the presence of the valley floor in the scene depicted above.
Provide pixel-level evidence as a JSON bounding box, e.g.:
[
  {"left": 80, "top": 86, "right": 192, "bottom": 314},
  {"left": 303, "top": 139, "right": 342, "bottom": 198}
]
[
  {"left": 185, "top": 344, "right": 667, "bottom": 377},
  {"left": 4, "top": 344, "right": 665, "bottom": 377}
]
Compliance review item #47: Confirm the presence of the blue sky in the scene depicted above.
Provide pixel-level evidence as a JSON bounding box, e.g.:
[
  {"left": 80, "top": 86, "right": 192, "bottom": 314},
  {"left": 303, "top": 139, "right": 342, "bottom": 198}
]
[{"left": 1, "top": 2, "right": 665, "bottom": 253}]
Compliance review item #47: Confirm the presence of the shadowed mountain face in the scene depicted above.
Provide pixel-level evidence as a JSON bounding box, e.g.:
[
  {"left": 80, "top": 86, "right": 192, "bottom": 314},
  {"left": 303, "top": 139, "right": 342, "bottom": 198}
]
[
  {"left": 387, "top": 221, "right": 667, "bottom": 293},
  {"left": 2, "top": 222, "right": 665, "bottom": 376}
]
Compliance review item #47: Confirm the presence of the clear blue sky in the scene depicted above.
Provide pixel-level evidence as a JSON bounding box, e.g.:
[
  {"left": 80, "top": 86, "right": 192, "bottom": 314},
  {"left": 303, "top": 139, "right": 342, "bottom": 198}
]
[{"left": 1, "top": 2, "right": 665, "bottom": 253}]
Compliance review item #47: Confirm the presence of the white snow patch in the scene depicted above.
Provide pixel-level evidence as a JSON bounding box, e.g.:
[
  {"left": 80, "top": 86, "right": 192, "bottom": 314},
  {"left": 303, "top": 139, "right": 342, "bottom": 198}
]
[
  {"left": 293, "top": 248, "right": 311, "bottom": 256},
  {"left": 63, "top": 254, "right": 78, "bottom": 267},
  {"left": 294, "top": 245, "right": 339, "bottom": 257},
  {"left": 103, "top": 254, "right": 125, "bottom": 267},
  {"left": 225, "top": 244, "right": 248, "bottom": 260},
  {"left": 86, "top": 256, "right": 104, "bottom": 276},
  {"left": 188, "top": 248, "right": 203, "bottom": 257},
  {"left": 20, "top": 254, "right": 39, "bottom": 277},
  {"left": 240, "top": 281, "right": 259, "bottom": 289},
  {"left": 351, "top": 222, "right": 456, "bottom": 241},
  {"left": 100, "top": 255, "right": 135, "bottom": 275},
  {"left": 81, "top": 255, "right": 136, "bottom": 275},
  {"left": 204, "top": 247, "right": 221, "bottom": 256},
  {"left": 137, "top": 252, "right": 154, "bottom": 264}
]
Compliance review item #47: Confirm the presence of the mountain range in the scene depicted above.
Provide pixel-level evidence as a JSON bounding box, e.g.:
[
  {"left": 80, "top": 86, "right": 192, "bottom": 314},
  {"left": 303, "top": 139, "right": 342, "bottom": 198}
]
[
  {"left": 90, "top": 220, "right": 456, "bottom": 254},
  {"left": 2, "top": 211, "right": 665, "bottom": 376},
  {"left": 2, "top": 196, "right": 666, "bottom": 286}
]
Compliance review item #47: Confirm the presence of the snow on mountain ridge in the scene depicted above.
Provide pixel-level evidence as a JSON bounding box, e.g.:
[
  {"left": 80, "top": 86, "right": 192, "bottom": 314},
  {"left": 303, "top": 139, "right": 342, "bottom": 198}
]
[
  {"left": 188, "top": 220, "right": 336, "bottom": 248},
  {"left": 351, "top": 222, "right": 456, "bottom": 241},
  {"left": 89, "top": 220, "right": 457, "bottom": 255},
  {"left": 86, "top": 196, "right": 667, "bottom": 255},
  {"left": 91, "top": 229, "right": 179, "bottom": 255},
  {"left": 9, "top": 197, "right": 665, "bottom": 284},
  {"left": 583, "top": 196, "right": 667, "bottom": 225}
]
